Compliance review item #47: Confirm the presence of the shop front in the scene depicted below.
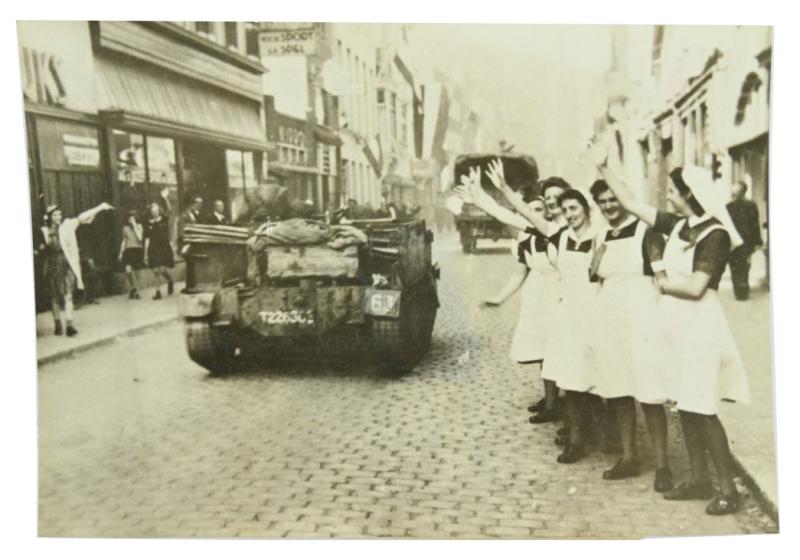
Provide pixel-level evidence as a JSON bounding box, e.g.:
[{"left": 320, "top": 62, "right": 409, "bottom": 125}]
[
  {"left": 18, "top": 21, "right": 117, "bottom": 309},
  {"left": 92, "top": 21, "right": 269, "bottom": 235}
]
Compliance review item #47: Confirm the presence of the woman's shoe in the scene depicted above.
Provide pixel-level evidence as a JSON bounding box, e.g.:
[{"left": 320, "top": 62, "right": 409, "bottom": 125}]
[
  {"left": 602, "top": 458, "right": 641, "bottom": 480},
  {"left": 65, "top": 325, "right": 78, "bottom": 337},
  {"left": 527, "top": 398, "right": 546, "bottom": 413},
  {"left": 653, "top": 467, "right": 674, "bottom": 492},
  {"left": 153, "top": 290, "right": 162, "bottom": 301},
  {"left": 663, "top": 480, "right": 713, "bottom": 501},
  {"left": 54, "top": 322, "right": 63, "bottom": 336},
  {"left": 557, "top": 444, "right": 585, "bottom": 464},
  {"left": 529, "top": 409, "right": 560, "bottom": 424},
  {"left": 705, "top": 493, "right": 740, "bottom": 516}
]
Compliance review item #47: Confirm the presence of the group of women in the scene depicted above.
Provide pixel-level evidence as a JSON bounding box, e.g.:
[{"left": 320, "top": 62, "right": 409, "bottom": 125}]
[
  {"left": 454, "top": 129, "right": 751, "bottom": 516},
  {"left": 118, "top": 202, "right": 175, "bottom": 301},
  {"left": 39, "top": 200, "right": 176, "bottom": 338}
]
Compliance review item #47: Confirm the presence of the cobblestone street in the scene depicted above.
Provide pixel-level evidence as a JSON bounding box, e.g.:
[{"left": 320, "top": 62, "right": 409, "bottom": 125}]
[{"left": 37, "top": 234, "right": 777, "bottom": 539}]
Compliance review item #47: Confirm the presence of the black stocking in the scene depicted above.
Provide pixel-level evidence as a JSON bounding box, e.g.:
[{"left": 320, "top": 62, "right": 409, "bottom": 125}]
[
  {"left": 564, "top": 391, "right": 584, "bottom": 446},
  {"left": 641, "top": 403, "right": 669, "bottom": 470},
  {"left": 678, "top": 411, "right": 710, "bottom": 485},
  {"left": 543, "top": 378, "right": 558, "bottom": 412},
  {"left": 608, "top": 397, "right": 637, "bottom": 462},
  {"left": 699, "top": 414, "right": 738, "bottom": 496}
]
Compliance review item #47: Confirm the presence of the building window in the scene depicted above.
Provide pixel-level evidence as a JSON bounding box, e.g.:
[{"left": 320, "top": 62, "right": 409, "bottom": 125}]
[
  {"left": 224, "top": 22, "right": 239, "bottom": 49},
  {"left": 735, "top": 72, "right": 764, "bottom": 125},
  {"left": 245, "top": 23, "right": 259, "bottom": 57},
  {"left": 377, "top": 89, "right": 385, "bottom": 105},
  {"left": 652, "top": 25, "right": 665, "bottom": 79},
  {"left": 195, "top": 22, "right": 212, "bottom": 34}
]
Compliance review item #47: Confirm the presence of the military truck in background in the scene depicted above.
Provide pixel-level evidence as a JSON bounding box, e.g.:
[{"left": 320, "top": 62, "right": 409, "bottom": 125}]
[{"left": 452, "top": 153, "right": 540, "bottom": 253}]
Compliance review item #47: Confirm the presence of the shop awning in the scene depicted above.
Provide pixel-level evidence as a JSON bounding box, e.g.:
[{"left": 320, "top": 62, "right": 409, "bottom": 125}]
[{"left": 96, "top": 55, "right": 269, "bottom": 152}]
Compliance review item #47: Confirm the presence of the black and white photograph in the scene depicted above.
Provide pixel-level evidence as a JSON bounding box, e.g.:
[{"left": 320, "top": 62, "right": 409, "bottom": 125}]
[{"left": 11, "top": 12, "right": 785, "bottom": 544}]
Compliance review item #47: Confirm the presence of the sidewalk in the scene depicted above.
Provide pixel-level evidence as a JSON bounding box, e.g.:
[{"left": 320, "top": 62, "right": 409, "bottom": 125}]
[
  {"left": 35, "top": 283, "right": 184, "bottom": 366},
  {"left": 718, "top": 285, "right": 778, "bottom": 519}
]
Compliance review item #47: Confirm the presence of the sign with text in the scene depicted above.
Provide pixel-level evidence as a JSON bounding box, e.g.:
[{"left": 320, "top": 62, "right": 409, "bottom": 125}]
[
  {"left": 63, "top": 134, "right": 100, "bottom": 168},
  {"left": 17, "top": 21, "right": 98, "bottom": 113},
  {"left": 21, "top": 47, "right": 67, "bottom": 107},
  {"left": 259, "top": 29, "right": 317, "bottom": 56}
]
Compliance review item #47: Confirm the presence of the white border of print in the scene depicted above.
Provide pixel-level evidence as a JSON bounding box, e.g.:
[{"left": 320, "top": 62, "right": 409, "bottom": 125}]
[{"left": 0, "top": 2, "right": 794, "bottom": 560}]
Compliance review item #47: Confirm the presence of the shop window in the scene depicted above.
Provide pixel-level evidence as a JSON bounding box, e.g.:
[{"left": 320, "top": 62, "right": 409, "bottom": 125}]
[
  {"left": 226, "top": 150, "right": 245, "bottom": 188},
  {"left": 146, "top": 136, "right": 178, "bottom": 246},
  {"left": 113, "top": 130, "right": 147, "bottom": 216},
  {"left": 147, "top": 137, "right": 177, "bottom": 187},
  {"left": 243, "top": 152, "right": 256, "bottom": 186},
  {"left": 226, "top": 149, "right": 258, "bottom": 222}
]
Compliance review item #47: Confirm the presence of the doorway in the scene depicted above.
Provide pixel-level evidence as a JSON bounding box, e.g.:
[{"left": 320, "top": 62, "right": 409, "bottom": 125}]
[{"left": 182, "top": 139, "right": 227, "bottom": 219}]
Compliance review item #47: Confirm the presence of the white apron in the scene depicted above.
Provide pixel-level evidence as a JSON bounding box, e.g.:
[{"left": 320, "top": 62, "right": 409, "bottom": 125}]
[
  {"left": 541, "top": 228, "right": 598, "bottom": 392},
  {"left": 655, "top": 219, "right": 751, "bottom": 414},
  {"left": 510, "top": 229, "right": 559, "bottom": 363},
  {"left": 591, "top": 220, "right": 667, "bottom": 403}
]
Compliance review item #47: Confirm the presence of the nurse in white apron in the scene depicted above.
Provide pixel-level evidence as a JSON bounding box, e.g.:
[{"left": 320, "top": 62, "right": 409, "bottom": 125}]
[
  {"left": 538, "top": 190, "right": 599, "bottom": 463},
  {"left": 482, "top": 169, "right": 570, "bottom": 423},
  {"left": 486, "top": 197, "right": 558, "bottom": 364},
  {"left": 592, "top": 132, "right": 750, "bottom": 516},
  {"left": 455, "top": 165, "right": 601, "bottom": 464},
  {"left": 456, "top": 167, "right": 565, "bottom": 423},
  {"left": 588, "top": 179, "right": 673, "bottom": 492}
]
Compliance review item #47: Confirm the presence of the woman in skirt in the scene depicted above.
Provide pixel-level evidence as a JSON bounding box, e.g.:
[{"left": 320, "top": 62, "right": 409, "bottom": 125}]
[
  {"left": 484, "top": 194, "right": 561, "bottom": 421},
  {"left": 592, "top": 132, "right": 750, "bottom": 515},
  {"left": 455, "top": 164, "right": 600, "bottom": 463},
  {"left": 588, "top": 179, "right": 673, "bottom": 492},
  {"left": 527, "top": 178, "right": 569, "bottom": 422},
  {"left": 118, "top": 211, "right": 145, "bottom": 299},
  {"left": 38, "top": 202, "right": 114, "bottom": 336},
  {"left": 144, "top": 202, "right": 175, "bottom": 300}
]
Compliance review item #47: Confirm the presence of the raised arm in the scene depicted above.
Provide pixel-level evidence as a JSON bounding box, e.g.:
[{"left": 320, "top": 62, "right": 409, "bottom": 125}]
[
  {"left": 589, "top": 132, "right": 657, "bottom": 227},
  {"left": 77, "top": 202, "right": 114, "bottom": 225},
  {"left": 453, "top": 166, "right": 532, "bottom": 232},
  {"left": 485, "top": 159, "right": 551, "bottom": 234},
  {"left": 483, "top": 262, "right": 528, "bottom": 307}
]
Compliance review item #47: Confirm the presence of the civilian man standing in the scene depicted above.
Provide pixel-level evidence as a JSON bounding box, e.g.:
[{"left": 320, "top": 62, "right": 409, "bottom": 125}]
[{"left": 726, "top": 181, "right": 763, "bottom": 300}]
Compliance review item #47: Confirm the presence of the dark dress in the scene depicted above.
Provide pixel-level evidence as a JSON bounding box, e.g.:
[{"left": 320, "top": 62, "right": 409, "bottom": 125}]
[
  {"left": 41, "top": 226, "right": 76, "bottom": 300},
  {"left": 145, "top": 217, "right": 174, "bottom": 268}
]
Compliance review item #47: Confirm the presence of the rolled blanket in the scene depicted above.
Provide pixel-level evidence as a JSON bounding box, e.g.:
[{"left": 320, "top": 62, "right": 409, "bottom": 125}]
[{"left": 327, "top": 225, "right": 368, "bottom": 250}]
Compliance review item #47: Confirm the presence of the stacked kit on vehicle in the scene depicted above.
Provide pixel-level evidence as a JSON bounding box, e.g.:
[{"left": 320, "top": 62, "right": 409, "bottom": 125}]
[{"left": 180, "top": 219, "right": 439, "bottom": 374}]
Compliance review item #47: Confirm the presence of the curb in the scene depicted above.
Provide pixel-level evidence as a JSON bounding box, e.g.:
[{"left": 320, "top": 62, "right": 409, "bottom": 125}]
[
  {"left": 37, "top": 316, "right": 180, "bottom": 367},
  {"left": 731, "top": 453, "right": 779, "bottom": 526}
]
